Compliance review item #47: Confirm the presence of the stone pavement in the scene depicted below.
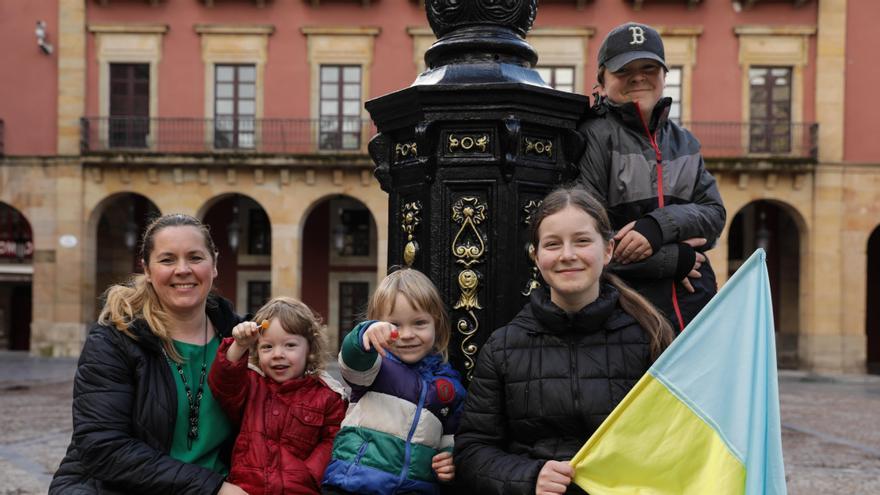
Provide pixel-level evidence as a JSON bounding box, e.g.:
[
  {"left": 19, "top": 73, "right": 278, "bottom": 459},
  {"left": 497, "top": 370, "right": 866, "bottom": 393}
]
[{"left": 1, "top": 350, "right": 879, "bottom": 494}]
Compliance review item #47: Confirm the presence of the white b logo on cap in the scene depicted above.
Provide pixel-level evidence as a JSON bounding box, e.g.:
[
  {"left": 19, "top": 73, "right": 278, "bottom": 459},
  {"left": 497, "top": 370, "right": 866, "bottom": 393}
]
[{"left": 629, "top": 26, "right": 645, "bottom": 45}]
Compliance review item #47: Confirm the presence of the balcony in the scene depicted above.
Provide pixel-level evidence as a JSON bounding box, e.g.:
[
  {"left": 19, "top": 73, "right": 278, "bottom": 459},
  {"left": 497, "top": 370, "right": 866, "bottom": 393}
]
[
  {"left": 80, "top": 117, "right": 375, "bottom": 155},
  {"left": 683, "top": 121, "right": 818, "bottom": 161}
]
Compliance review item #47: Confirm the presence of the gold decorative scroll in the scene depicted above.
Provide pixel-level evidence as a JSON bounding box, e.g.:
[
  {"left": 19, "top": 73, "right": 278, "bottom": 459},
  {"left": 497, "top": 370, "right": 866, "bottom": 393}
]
[
  {"left": 400, "top": 201, "right": 422, "bottom": 266},
  {"left": 448, "top": 134, "right": 489, "bottom": 153},
  {"left": 524, "top": 137, "right": 552, "bottom": 157},
  {"left": 451, "top": 196, "right": 487, "bottom": 381},
  {"left": 521, "top": 199, "right": 542, "bottom": 296},
  {"left": 395, "top": 142, "right": 418, "bottom": 160}
]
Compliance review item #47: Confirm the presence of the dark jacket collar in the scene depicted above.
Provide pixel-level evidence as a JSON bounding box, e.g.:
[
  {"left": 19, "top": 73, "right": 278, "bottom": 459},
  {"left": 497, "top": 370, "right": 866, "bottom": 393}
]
[
  {"left": 596, "top": 95, "right": 672, "bottom": 134},
  {"left": 128, "top": 293, "right": 239, "bottom": 352},
  {"left": 527, "top": 283, "right": 624, "bottom": 335}
]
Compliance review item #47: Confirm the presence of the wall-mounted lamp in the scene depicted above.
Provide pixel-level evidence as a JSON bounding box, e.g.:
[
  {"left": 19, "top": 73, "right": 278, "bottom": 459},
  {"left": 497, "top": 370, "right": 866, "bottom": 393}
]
[
  {"left": 228, "top": 202, "right": 240, "bottom": 252},
  {"left": 755, "top": 210, "right": 770, "bottom": 252},
  {"left": 124, "top": 203, "right": 138, "bottom": 250},
  {"left": 35, "top": 21, "right": 54, "bottom": 55},
  {"left": 333, "top": 222, "right": 347, "bottom": 255}
]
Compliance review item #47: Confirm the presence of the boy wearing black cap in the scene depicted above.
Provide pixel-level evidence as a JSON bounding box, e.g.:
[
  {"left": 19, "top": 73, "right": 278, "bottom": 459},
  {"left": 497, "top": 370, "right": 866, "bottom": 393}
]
[{"left": 576, "top": 22, "right": 726, "bottom": 332}]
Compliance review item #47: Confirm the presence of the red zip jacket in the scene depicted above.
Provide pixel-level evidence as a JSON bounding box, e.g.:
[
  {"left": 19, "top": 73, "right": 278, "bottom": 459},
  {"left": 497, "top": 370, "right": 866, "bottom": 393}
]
[{"left": 208, "top": 337, "right": 347, "bottom": 495}]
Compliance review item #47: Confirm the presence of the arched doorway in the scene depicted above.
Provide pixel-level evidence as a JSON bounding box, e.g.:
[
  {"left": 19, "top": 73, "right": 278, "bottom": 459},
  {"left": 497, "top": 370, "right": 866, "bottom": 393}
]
[
  {"left": 93, "top": 194, "right": 160, "bottom": 318},
  {"left": 301, "top": 196, "right": 378, "bottom": 352},
  {"left": 727, "top": 200, "right": 802, "bottom": 368},
  {"left": 0, "top": 203, "right": 34, "bottom": 350},
  {"left": 867, "top": 226, "right": 880, "bottom": 374},
  {"left": 202, "top": 194, "right": 271, "bottom": 315}
]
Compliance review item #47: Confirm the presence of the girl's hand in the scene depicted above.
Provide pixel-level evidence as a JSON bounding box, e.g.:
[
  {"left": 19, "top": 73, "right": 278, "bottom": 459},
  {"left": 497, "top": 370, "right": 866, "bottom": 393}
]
[
  {"left": 431, "top": 451, "right": 455, "bottom": 482},
  {"left": 231, "top": 322, "right": 261, "bottom": 348},
  {"left": 613, "top": 221, "right": 652, "bottom": 264},
  {"left": 218, "top": 481, "right": 249, "bottom": 495},
  {"left": 362, "top": 321, "right": 398, "bottom": 358},
  {"left": 536, "top": 460, "right": 573, "bottom": 495}
]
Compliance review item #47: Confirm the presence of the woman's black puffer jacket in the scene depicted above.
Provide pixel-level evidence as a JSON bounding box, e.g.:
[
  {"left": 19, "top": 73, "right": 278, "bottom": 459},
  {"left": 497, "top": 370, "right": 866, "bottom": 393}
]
[
  {"left": 454, "top": 284, "right": 653, "bottom": 495},
  {"left": 49, "top": 295, "right": 240, "bottom": 495}
]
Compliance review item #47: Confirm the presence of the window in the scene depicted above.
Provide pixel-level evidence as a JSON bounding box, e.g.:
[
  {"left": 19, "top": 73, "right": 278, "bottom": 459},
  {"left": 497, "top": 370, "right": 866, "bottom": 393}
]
[
  {"left": 536, "top": 66, "right": 575, "bottom": 93},
  {"left": 749, "top": 66, "right": 792, "bottom": 153},
  {"left": 319, "top": 65, "right": 362, "bottom": 150},
  {"left": 338, "top": 281, "right": 369, "bottom": 344},
  {"left": 215, "top": 64, "right": 256, "bottom": 149},
  {"left": 246, "top": 281, "right": 271, "bottom": 315},
  {"left": 247, "top": 208, "right": 271, "bottom": 256},
  {"left": 334, "top": 208, "right": 371, "bottom": 257},
  {"left": 663, "top": 66, "right": 683, "bottom": 124},
  {"left": 109, "top": 63, "right": 149, "bottom": 148}
]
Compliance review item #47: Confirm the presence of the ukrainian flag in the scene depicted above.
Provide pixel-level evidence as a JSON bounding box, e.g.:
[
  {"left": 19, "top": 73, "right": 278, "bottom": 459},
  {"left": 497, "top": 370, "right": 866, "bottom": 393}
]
[{"left": 570, "top": 249, "right": 786, "bottom": 494}]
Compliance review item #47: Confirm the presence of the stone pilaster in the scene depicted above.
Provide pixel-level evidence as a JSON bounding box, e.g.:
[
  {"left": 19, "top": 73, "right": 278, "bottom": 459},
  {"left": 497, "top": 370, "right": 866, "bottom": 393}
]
[
  {"left": 57, "top": 0, "right": 86, "bottom": 155},
  {"left": 816, "top": 0, "right": 846, "bottom": 163}
]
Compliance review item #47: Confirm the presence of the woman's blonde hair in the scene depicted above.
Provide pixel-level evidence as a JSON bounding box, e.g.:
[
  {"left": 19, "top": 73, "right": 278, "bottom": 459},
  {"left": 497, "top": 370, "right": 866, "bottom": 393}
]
[
  {"left": 97, "top": 214, "right": 218, "bottom": 363},
  {"left": 529, "top": 187, "right": 674, "bottom": 361},
  {"left": 249, "top": 297, "right": 328, "bottom": 374},
  {"left": 366, "top": 268, "right": 451, "bottom": 361}
]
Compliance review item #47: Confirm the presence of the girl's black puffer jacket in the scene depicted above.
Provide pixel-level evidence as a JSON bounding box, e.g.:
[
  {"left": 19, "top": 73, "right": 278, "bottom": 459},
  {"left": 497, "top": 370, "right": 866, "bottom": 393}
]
[{"left": 454, "top": 284, "right": 653, "bottom": 495}]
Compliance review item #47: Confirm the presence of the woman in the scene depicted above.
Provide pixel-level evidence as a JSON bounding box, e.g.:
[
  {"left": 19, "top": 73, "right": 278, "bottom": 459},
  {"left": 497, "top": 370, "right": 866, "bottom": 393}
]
[
  {"left": 50, "top": 214, "right": 247, "bottom": 494},
  {"left": 454, "top": 188, "right": 674, "bottom": 495}
]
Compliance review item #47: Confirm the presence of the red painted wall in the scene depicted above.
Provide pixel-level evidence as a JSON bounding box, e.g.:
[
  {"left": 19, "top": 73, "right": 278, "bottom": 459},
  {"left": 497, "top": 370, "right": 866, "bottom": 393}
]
[
  {"left": 534, "top": 2, "right": 818, "bottom": 123},
  {"left": 844, "top": 0, "right": 880, "bottom": 162},
  {"left": 0, "top": 0, "right": 58, "bottom": 155},
  {"left": 81, "top": 1, "right": 820, "bottom": 129}
]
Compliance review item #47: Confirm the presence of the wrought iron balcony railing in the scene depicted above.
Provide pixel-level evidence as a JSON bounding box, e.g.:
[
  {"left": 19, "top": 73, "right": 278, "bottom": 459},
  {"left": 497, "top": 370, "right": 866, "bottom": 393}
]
[
  {"left": 80, "top": 116, "right": 376, "bottom": 154},
  {"left": 683, "top": 121, "right": 818, "bottom": 160}
]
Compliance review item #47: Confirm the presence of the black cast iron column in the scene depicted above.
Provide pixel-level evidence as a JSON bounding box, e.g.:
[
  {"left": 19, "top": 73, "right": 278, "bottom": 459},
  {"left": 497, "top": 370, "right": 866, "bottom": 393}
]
[{"left": 366, "top": 0, "right": 588, "bottom": 382}]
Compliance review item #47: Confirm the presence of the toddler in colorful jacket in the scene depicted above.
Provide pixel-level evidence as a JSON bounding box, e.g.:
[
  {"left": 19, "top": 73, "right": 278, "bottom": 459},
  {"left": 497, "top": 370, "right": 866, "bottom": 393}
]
[{"left": 322, "top": 268, "right": 466, "bottom": 495}]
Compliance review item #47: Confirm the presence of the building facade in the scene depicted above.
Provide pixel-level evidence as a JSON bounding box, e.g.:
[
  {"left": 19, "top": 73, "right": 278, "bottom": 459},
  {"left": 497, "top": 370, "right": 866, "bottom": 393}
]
[{"left": 0, "top": 0, "right": 878, "bottom": 374}]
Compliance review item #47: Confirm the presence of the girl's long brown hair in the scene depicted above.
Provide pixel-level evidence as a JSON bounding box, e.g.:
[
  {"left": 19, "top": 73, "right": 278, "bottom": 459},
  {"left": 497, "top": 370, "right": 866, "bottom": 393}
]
[{"left": 529, "top": 187, "right": 674, "bottom": 360}]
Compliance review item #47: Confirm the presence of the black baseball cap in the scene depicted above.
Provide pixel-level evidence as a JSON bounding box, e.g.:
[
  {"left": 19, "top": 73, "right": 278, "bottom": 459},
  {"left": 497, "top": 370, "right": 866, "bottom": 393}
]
[{"left": 597, "top": 22, "right": 667, "bottom": 73}]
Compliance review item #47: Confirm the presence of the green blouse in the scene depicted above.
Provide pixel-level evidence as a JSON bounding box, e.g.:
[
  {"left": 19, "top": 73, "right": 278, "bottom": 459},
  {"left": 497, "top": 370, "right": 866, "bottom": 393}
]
[{"left": 167, "top": 335, "right": 233, "bottom": 475}]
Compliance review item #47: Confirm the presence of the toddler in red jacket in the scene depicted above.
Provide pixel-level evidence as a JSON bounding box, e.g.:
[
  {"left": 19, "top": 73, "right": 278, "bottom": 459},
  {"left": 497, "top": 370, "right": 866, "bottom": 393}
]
[{"left": 208, "top": 296, "right": 347, "bottom": 495}]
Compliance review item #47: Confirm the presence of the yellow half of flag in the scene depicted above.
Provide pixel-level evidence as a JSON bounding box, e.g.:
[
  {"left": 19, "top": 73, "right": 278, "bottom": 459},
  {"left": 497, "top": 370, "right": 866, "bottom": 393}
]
[{"left": 570, "top": 373, "right": 746, "bottom": 495}]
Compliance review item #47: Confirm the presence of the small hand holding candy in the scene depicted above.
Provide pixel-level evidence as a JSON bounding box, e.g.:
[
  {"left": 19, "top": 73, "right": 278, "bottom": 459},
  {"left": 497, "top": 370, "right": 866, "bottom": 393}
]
[
  {"left": 362, "top": 321, "right": 399, "bottom": 358},
  {"left": 227, "top": 320, "right": 264, "bottom": 362}
]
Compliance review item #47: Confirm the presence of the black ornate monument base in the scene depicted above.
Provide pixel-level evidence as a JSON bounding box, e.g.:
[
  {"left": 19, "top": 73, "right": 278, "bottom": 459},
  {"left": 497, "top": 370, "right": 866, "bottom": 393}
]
[{"left": 366, "top": 0, "right": 588, "bottom": 381}]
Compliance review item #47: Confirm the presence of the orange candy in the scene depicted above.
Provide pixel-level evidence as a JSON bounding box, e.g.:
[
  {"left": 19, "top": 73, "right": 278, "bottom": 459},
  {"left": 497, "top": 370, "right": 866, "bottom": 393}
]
[{"left": 259, "top": 319, "right": 270, "bottom": 332}]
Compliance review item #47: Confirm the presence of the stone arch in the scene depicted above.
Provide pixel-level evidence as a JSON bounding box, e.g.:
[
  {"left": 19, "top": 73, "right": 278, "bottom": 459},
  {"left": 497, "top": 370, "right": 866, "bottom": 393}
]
[
  {"left": 867, "top": 225, "right": 880, "bottom": 374},
  {"left": 300, "top": 194, "right": 379, "bottom": 352},
  {"left": 83, "top": 192, "right": 161, "bottom": 321},
  {"left": 199, "top": 193, "right": 271, "bottom": 314},
  {"left": 727, "top": 199, "right": 806, "bottom": 368},
  {"left": 0, "top": 202, "right": 34, "bottom": 350}
]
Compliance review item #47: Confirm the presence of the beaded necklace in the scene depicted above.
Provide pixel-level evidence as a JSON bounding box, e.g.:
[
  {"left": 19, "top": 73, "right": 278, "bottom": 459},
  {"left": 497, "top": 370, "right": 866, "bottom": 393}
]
[{"left": 162, "top": 316, "right": 209, "bottom": 450}]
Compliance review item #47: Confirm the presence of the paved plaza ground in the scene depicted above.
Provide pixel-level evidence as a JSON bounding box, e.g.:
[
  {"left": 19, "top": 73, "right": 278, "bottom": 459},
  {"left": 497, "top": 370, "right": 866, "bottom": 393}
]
[{"left": 0, "top": 350, "right": 878, "bottom": 494}]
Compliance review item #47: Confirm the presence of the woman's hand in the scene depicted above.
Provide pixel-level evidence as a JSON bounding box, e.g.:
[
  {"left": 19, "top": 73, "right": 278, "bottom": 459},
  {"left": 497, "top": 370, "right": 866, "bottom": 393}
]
[
  {"left": 613, "top": 221, "right": 652, "bottom": 264},
  {"left": 362, "top": 321, "right": 398, "bottom": 358},
  {"left": 432, "top": 451, "right": 455, "bottom": 482},
  {"left": 536, "top": 460, "right": 573, "bottom": 495},
  {"left": 218, "top": 481, "right": 249, "bottom": 495}
]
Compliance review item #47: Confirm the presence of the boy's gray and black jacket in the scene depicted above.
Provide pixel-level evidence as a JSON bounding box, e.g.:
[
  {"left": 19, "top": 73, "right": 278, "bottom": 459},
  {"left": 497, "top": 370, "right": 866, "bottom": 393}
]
[
  {"left": 49, "top": 294, "right": 240, "bottom": 495},
  {"left": 575, "top": 96, "right": 726, "bottom": 329}
]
